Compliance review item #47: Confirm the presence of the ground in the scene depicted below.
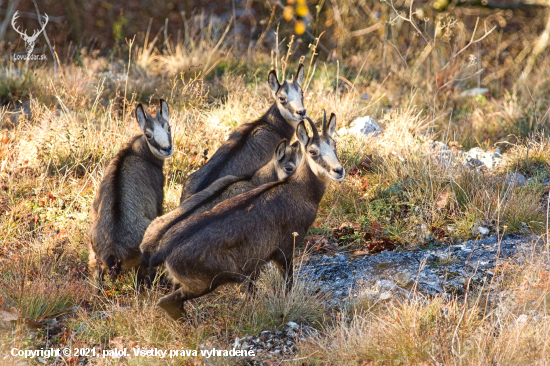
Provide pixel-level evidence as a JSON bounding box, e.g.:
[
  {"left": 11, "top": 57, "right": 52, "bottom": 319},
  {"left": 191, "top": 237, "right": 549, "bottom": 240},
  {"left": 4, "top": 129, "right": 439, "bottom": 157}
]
[{"left": 3, "top": 1, "right": 550, "bottom": 365}]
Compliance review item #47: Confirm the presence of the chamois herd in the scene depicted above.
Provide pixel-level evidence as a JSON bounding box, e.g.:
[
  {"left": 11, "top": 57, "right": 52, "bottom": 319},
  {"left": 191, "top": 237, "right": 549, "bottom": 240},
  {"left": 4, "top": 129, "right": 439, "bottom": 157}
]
[{"left": 88, "top": 63, "right": 346, "bottom": 321}]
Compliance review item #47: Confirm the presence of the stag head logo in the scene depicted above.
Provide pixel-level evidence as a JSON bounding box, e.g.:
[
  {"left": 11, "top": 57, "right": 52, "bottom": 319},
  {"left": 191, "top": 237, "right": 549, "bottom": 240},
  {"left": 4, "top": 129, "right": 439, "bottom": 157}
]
[{"left": 11, "top": 11, "right": 48, "bottom": 55}]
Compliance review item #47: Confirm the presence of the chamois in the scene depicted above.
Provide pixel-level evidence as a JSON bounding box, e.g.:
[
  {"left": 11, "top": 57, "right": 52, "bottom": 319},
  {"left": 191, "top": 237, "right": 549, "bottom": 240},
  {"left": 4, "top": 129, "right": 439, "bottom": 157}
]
[
  {"left": 140, "top": 139, "right": 301, "bottom": 275},
  {"left": 89, "top": 100, "right": 173, "bottom": 286},
  {"left": 180, "top": 63, "right": 307, "bottom": 203},
  {"left": 151, "top": 112, "right": 344, "bottom": 320}
]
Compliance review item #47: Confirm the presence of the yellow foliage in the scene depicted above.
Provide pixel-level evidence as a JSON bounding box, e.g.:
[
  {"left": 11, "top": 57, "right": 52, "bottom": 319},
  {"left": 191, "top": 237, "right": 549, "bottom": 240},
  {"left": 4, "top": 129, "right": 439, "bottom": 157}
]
[
  {"left": 283, "top": 5, "right": 294, "bottom": 21},
  {"left": 295, "top": 20, "right": 306, "bottom": 35},
  {"left": 296, "top": 3, "right": 309, "bottom": 17}
]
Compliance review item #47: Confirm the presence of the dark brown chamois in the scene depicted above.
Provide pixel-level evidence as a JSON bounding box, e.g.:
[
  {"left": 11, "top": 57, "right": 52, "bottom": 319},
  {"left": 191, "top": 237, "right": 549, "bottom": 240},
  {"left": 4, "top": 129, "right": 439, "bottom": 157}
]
[
  {"left": 140, "top": 139, "right": 301, "bottom": 275},
  {"left": 89, "top": 100, "right": 173, "bottom": 287},
  {"left": 180, "top": 63, "right": 307, "bottom": 203},
  {"left": 150, "top": 112, "right": 344, "bottom": 320}
]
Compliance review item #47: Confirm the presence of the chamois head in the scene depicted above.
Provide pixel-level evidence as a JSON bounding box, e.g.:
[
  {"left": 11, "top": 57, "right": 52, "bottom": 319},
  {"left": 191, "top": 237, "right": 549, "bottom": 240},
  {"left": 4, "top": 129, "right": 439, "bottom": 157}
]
[
  {"left": 135, "top": 99, "right": 173, "bottom": 160},
  {"left": 268, "top": 64, "right": 306, "bottom": 126},
  {"left": 273, "top": 139, "right": 302, "bottom": 180},
  {"left": 296, "top": 111, "right": 345, "bottom": 182}
]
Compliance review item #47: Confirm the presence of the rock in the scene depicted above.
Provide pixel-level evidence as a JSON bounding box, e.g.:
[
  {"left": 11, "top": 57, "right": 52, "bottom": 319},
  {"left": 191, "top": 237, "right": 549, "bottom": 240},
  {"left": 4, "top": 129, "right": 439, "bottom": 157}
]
[
  {"left": 339, "top": 116, "right": 382, "bottom": 138},
  {"left": 517, "top": 314, "right": 528, "bottom": 323},
  {"left": 445, "top": 225, "right": 457, "bottom": 233},
  {"left": 285, "top": 321, "right": 299, "bottom": 331},
  {"left": 519, "top": 222, "right": 531, "bottom": 235},
  {"left": 394, "top": 271, "right": 413, "bottom": 288},
  {"left": 505, "top": 173, "right": 527, "bottom": 187},
  {"left": 298, "top": 234, "right": 537, "bottom": 301},
  {"left": 471, "top": 222, "right": 490, "bottom": 237},
  {"left": 463, "top": 147, "right": 501, "bottom": 169},
  {"left": 459, "top": 88, "right": 489, "bottom": 97},
  {"left": 428, "top": 140, "right": 450, "bottom": 152},
  {"left": 379, "top": 291, "right": 392, "bottom": 300},
  {"left": 419, "top": 224, "right": 431, "bottom": 239}
]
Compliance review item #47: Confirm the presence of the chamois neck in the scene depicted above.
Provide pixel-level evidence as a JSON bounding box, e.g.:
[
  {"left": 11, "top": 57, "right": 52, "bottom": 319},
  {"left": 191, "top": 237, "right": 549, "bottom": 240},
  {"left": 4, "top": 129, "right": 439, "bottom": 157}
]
[
  {"left": 132, "top": 135, "right": 165, "bottom": 168},
  {"left": 290, "top": 157, "right": 328, "bottom": 203},
  {"left": 264, "top": 104, "right": 296, "bottom": 134}
]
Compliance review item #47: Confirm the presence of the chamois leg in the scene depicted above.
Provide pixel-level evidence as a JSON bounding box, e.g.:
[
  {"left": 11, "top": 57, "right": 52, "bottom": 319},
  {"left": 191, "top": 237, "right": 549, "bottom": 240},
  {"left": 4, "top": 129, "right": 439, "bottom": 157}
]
[
  {"left": 136, "top": 265, "right": 150, "bottom": 289},
  {"left": 157, "top": 289, "right": 186, "bottom": 321},
  {"left": 157, "top": 287, "right": 214, "bottom": 321},
  {"left": 93, "top": 266, "right": 106, "bottom": 293},
  {"left": 105, "top": 255, "right": 122, "bottom": 283},
  {"left": 246, "top": 270, "right": 261, "bottom": 295},
  {"left": 89, "top": 250, "right": 106, "bottom": 293}
]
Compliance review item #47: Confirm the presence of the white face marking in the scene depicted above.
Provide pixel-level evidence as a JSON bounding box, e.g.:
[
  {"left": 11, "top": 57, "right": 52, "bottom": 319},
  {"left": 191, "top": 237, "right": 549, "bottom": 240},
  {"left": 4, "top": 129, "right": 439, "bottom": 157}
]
[
  {"left": 153, "top": 124, "right": 171, "bottom": 149},
  {"left": 305, "top": 140, "right": 344, "bottom": 183},
  {"left": 146, "top": 121, "right": 173, "bottom": 159},
  {"left": 276, "top": 81, "right": 305, "bottom": 126}
]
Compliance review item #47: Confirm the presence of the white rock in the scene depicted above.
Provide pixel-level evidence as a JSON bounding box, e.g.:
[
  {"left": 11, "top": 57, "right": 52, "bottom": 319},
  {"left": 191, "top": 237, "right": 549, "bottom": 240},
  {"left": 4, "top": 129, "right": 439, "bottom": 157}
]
[
  {"left": 505, "top": 173, "right": 527, "bottom": 187},
  {"left": 394, "top": 271, "right": 413, "bottom": 288},
  {"left": 286, "top": 321, "right": 299, "bottom": 331},
  {"left": 463, "top": 147, "right": 501, "bottom": 169},
  {"left": 459, "top": 88, "right": 489, "bottom": 97},
  {"left": 471, "top": 225, "right": 490, "bottom": 237},
  {"left": 340, "top": 116, "right": 382, "bottom": 138},
  {"left": 517, "top": 314, "right": 528, "bottom": 323},
  {"left": 379, "top": 291, "right": 392, "bottom": 300}
]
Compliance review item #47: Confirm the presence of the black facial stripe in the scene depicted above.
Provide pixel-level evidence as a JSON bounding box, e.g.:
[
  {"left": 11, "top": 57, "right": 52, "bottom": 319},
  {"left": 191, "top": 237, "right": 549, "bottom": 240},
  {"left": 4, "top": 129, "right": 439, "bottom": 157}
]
[
  {"left": 312, "top": 153, "right": 332, "bottom": 172},
  {"left": 147, "top": 136, "right": 163, "bottom": 151},
  {"left": 144, "top": 118, "right": 172, "bottom": 151},
  {"left": 285, "top": 103, "right": 296, "bottom": 114}
]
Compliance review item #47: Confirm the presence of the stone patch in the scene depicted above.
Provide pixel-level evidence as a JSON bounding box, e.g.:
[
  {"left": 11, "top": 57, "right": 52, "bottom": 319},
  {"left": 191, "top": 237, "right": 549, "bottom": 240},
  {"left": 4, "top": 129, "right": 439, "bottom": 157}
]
[{"left": 298, "top": 235, "right": 541, "bottom": 303}]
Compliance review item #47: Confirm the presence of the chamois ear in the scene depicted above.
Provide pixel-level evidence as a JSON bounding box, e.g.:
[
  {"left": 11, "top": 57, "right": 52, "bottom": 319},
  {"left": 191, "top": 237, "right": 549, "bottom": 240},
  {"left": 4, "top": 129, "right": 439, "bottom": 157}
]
[
  {"left": 294, "top": 63, "right": 304, "bottom": 87},
  {"left": 268, "top": 69, "right": 280, "bottom": 94},
  {"left": 159, "top": 99, "right": 170, "bottom": 122},
  {"left": 275, "top": 139, "right": 288, "bottom": 161},
  {"left": 135, "top": 104, "right": 147, "bottom": 131},
  {"left": 326, "top": 113, "right": 337, "bottom": 138},
  {"left": 296, "top": 121, "right": 309, "bottom": 147}
]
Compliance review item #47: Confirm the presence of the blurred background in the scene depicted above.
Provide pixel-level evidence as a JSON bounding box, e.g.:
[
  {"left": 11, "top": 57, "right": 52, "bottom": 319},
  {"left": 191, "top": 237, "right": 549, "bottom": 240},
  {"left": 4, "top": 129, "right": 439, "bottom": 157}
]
[{"left": 1, "top": 0, "right": 550, "bottom": 147}]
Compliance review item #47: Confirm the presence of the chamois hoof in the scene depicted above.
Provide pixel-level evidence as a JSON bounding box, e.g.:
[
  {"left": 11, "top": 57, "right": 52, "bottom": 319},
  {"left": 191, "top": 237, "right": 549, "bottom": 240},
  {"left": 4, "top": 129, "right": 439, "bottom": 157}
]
[{"left": 157, "top": 295, "right": 185, "bottom": 321}]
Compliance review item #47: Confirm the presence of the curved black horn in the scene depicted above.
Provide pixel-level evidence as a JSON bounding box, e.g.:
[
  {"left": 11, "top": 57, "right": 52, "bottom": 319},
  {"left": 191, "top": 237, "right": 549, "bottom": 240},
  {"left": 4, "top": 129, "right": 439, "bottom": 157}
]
[
  {"left": 322, "top": 109, "right": 327, "bottom": 135},
  {"left": 304, "top": 116, "right": 320, "bottom": 139}
]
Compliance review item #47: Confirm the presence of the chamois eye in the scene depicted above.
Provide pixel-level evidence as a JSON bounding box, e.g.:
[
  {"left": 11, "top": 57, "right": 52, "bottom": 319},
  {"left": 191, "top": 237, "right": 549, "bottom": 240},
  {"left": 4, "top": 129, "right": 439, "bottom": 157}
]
[
  {"left": 279, "top": 97, "right": 286, "bottom": 103},
  {"left": 285, "top": 166, "right": 294, "bottom": 173},
  {"left": 309, "top": 149, "right": 317, "bottom": 156},
  {"left": 145, "top": 132, "right": 153, "bottom": 139}
]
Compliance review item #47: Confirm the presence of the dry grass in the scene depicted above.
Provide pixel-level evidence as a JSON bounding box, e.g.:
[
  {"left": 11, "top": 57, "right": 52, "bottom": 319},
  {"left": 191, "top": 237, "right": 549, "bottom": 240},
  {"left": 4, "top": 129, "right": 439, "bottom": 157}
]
[{"left": 297, "top": 241, "right": 550, "bottom": 365}]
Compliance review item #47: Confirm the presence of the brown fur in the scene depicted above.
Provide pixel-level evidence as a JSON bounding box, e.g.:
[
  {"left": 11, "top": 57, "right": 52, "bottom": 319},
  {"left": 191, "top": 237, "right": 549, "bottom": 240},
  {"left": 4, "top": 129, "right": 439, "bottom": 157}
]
[
  {"left": 140, "top": 139, "right": 301, "bottom": 273},
  {"left": 89, "top": 100, "right": 172, "bottom": 286},
  {"left": 180, "top": 65, "right": 305, "bottom": 203},
  {"left": 150, "top": 114, "right": 343, "bottom": 320}
]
